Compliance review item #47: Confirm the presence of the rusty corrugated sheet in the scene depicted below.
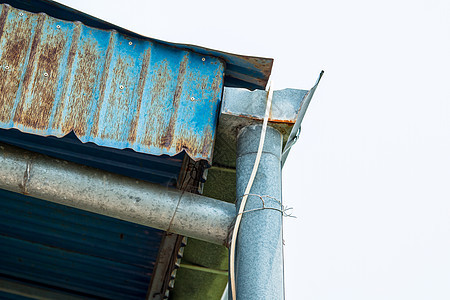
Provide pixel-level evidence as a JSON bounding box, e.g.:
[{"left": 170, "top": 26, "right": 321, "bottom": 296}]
[
  {"left": 0, "top": 4, "right": 224, "bottom": 163},
  {"left": 0, "top": 0, "right": 273, "bottom": 90}
]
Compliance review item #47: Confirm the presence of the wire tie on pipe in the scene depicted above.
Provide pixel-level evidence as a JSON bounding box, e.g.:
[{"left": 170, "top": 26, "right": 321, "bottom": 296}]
[{"left": 236, "top": 193, "right": 296, "bottom": 218}]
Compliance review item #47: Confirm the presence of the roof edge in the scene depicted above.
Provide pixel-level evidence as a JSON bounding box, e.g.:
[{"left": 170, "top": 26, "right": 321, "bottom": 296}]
[{"left": 1, "top": 0, "right": 273, "bottom": 90}]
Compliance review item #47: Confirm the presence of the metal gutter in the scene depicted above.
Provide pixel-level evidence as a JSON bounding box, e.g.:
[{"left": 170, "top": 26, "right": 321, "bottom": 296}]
[
  {"left": 281, "top": 71, "right": 324, "bottom": 166},
  {"left": 0, "top": 143, "right": 235, "bottom": 245},
  {"left": 213, "top": 74, "right": 322, "bottom": 169}
]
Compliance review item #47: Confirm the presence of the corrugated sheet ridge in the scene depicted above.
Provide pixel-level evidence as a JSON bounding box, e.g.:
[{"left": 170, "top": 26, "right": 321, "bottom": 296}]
[
  {"left": 1, "top": 0, "right": 273, "bottom": 90},
  {"left": 0, "top": 4, "right": 224, "bottom": 163},
  {"left": 0, "top": 188, "right": 163, "bottom": 299}
]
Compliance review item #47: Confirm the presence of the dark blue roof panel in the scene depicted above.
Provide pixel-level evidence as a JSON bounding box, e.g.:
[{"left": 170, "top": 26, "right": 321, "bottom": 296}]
[
  {"left": 0, "top": 188, "right": 163, "bottom": 299},
  {"left": 0, "top": 128, "right": 183, "bottom": 187}
]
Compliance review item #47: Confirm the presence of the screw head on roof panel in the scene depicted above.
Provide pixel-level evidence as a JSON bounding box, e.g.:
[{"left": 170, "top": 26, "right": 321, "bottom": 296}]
[
  {"left": 119, "top": 85, "right": 124, "bottom": 90},
  {"left": 129, "top": 41, "right": 132, "bottom": 45},
  {"left": 44, "top": 72, "right": 49, "bottom": 77},
  {"left": 202, "top": 57, "right": 206, "bottom": 62},
  {"left": 56, "top": 25, "right": 61, "bottom": 29},
  {"left": 19, "top": 12, "right": 23, "bottom": 16}
]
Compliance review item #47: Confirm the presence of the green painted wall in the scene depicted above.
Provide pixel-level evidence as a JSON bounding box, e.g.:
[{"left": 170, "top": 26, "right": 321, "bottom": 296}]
[{"left": 170, "top": 166, "right": 235, "bottom": 300}]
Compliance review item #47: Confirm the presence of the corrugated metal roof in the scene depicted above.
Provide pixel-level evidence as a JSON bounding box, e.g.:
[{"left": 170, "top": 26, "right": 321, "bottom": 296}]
[
  {"left": 0, "top": 188, "right": 164, "bottom": 299},
  {"left": 0, "top": 0, "right": 273, "bottom": 90},
  {"left": 0, "top": 290, "right": 32, "bottom": 300},
  {"left": 0, "top": 3, "right": 224, "bottom": 163},
  {"left": 0, "top": 128, "right": 184, "bottom": 187}
]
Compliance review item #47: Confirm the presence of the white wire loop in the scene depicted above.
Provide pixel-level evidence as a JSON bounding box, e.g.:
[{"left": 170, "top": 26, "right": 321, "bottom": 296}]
[{"left": 236, "top": 194, "right": 296, "bottom": 218}]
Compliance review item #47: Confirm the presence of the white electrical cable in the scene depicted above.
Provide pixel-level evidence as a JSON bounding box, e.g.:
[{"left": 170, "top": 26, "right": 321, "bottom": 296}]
[{"left": 229, "top": 81, "right": 274, "bottom": 300}]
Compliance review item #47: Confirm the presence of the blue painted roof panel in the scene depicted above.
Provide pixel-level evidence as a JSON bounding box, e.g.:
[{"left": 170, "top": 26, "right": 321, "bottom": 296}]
[
  {"left": 0, "top": 3, "right": 224, "bottom": 163},
  {"left": 0, "top": 0, "right": 272, "bottom": 90}
]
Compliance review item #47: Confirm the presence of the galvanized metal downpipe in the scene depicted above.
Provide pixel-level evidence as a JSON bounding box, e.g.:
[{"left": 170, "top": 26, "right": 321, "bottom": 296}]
[
  {"left": 233, "top": 124, "right": 284, "bottom": 300},
  {"left": 0, "top": 143, "right": 234, "bottom": 245}
]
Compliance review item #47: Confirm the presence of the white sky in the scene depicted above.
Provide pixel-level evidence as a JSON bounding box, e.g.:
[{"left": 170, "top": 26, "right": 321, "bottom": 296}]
[{"left": 56, "top": 1, "right": 450, "bottom": 299}]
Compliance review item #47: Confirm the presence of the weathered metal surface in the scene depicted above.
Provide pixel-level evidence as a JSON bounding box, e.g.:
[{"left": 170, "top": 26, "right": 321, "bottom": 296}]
[
  {"left": 0, "top": 188, "right": 163, "bottom": 300},
  {"left": 281, "top": 71, "right": 324, "bottom": 166},
  {"left": 0, "top": 4, "right": 224, "bottom": 163},
  {"left": 1, "top": 0, "right": 272, "bottom": 90},
  {"left": 235, "top": 125, "right": 283, "bottom": 300},
  {"left": 214, "top": 74, "right": 323, "bottom": 168},
  {"left": 179, "top": 45, "right": 272, "bottom": 90},
  {"left": 0, "top": 128, "right": 184, "bottom": 186},
  {"left": 222, "top": 87, "right": 309, "bottom": 126},
  {"left": 0, "top": 142, "right": 236, "bottom": 245}
]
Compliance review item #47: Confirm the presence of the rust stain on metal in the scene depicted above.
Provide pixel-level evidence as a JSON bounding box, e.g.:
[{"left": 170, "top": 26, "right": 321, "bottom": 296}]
[
  {"left": 53, "top": 22, "right": 82, "bottom": 131},
  {"left": 51, "top": 22, "right": 80, "bottom": 130},
  {"left": 234, "top": 113, "right": 297, "bottom": 124},
  {"left": 173, "top": 125, "right": 213, "bottom": 160},
  {"left": 0, "top": 6, "right": 35, "bottom": 123},
  {"left": 200, "top": 125, "right": 213, "bottom": 158},
  {"left": 142, "top": 59, "right": 171, "bottom": 148},
  {"left": 245, "top": 56, "right": 273, "bottom": 70},
  {"left": 65, "top": 38, "right": 99, "bottom": 135},
  {"left": 13, "top": 14, "right": 70, "bottom": 130},
  {"left": 211, "top": 67, "right": 223, "bottom": 99},
  {"left": 0, "top": 5, "right": 9, "bottom": 40},
  {"left": 12, "top": 13, "right": 45, "bottom": 128},
  {"left": 0, "top": 5, "right": 225, "bottom": 163},
  {"left": 159, "top": 53, "right": 188, "bottom": 149},
  {"left": 90, "top": 31, "right": 116, "bottom": 138},
  {"left": 100, "top": 55, "right": 131, "bottom": 140},
  {"left": 242, "top": 56, "right": 273, "bottom": 87},
  {"left": 200, "top": 76, "right": 208, "bottom": 92},
  {"left": 175, "top": 131, "right": 198, "bottom": 154},
  {"left": 127, "top": 47, "right": 151, "bottom": 144}
]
